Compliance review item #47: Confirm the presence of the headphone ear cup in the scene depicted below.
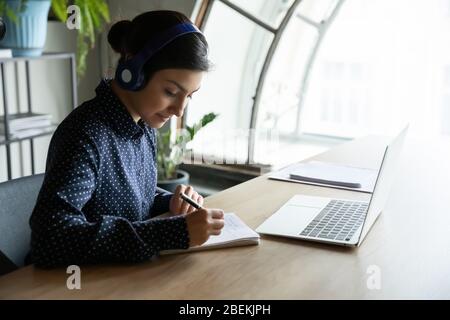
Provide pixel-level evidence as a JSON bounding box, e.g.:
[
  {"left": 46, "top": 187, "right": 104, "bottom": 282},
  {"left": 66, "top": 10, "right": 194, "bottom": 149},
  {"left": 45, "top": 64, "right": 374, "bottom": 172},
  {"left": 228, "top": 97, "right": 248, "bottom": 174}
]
[
  {"left": 116, "top": 60, "right": 146, "bottom": 91},
  {"left": 116, "top": 60, "right": 138, "bottom": 91}
]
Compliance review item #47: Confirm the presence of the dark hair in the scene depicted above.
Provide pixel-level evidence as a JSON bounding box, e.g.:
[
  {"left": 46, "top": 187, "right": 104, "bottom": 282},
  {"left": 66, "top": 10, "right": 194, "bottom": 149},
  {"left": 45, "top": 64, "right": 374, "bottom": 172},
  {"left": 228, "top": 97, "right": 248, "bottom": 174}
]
[{"left": 107, "top": 10, "right": 211, "bottom": 87}]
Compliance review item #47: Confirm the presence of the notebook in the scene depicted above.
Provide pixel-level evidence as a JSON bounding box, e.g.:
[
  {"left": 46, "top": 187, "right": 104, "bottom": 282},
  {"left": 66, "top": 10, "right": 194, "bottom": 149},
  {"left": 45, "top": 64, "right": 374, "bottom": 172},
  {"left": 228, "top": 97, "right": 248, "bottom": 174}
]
[
  {"left": 269, "top": 161, "right": 378, "bottom": 193},
  {"left": 160, "top": 213, "right": 260, "bottom": 255}
]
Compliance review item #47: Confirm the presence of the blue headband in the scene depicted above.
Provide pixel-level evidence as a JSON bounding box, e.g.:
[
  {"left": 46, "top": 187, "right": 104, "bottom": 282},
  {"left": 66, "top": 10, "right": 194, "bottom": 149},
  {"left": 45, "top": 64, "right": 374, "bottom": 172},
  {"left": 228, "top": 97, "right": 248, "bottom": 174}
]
[{"left": 115, "top": 23, "right": 203, "bottom": 91}]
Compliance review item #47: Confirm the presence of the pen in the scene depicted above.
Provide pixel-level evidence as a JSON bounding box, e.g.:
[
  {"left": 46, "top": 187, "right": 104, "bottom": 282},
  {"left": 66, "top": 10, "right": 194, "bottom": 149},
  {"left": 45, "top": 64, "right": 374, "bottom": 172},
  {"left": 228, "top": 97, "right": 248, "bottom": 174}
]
[{"left": 180, "top": 192, "right": 203, "bottom": 210}]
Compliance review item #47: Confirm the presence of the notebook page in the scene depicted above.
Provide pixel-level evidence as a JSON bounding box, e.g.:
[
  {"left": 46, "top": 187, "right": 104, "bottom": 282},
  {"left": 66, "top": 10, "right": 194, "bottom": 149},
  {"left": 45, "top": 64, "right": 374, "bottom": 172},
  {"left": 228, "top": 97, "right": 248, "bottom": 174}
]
[
  {"left": 202, "top": 213, "right": 259, "bottom": 247},
  {"left": 160, "top": 213, "right": 260, "bottom": 255}
]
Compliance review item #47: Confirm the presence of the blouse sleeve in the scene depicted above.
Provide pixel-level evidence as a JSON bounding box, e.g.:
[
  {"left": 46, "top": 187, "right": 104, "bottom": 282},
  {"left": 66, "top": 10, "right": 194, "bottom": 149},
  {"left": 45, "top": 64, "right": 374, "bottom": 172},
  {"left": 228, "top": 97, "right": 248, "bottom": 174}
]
[{"left": 30, "top": 130, "right": 189, "bottom": 268}]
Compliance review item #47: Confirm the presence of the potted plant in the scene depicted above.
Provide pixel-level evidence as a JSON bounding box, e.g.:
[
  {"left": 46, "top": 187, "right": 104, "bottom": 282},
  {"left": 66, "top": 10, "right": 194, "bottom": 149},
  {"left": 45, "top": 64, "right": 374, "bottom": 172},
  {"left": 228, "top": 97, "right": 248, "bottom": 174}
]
[
  {"left": 0, "top": 0, "right": 109, "bottom": 78},
  {"left": 0, "top": 0, "right": 27, "bottom": 25},
  {"left": 157, "top": 112, "right": 218, "bottom": 193},
  {"left": 0, "top": 0, "right": 49, "bottom": 57}
]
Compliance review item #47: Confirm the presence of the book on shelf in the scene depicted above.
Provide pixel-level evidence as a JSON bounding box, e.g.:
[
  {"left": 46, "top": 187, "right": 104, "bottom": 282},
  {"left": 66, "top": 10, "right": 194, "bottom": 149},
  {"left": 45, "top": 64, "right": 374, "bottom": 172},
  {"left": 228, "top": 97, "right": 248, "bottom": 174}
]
[
  {"left": 0, "top": 124, "right": 57, "bottom": 141},
  {"left": 0, "top": 49, "right": 13, "bottom": 58},
  {"left": 0, "top": 112, "right": 53, "bottom": 133}
]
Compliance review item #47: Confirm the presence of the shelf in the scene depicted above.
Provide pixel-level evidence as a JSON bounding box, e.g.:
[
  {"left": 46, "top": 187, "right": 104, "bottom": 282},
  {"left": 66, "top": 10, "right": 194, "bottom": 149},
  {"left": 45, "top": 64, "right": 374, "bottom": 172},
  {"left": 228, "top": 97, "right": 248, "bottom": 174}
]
[
  {"left": 0, "top": 51, "right": 77, "bottom": 180},
  {"left": 0, "top": 124, "right": 57, "bottom": 146},
  {"left": 0, "top": 52, "right": 75, "bottom": 63}
]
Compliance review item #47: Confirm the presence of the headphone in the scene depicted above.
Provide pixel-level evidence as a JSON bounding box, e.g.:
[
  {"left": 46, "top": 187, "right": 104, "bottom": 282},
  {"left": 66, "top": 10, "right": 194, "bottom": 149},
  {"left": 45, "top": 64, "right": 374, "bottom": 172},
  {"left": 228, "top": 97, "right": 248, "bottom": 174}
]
[{"left": 115, "top": 22, "right": 203, "bottom": 91}]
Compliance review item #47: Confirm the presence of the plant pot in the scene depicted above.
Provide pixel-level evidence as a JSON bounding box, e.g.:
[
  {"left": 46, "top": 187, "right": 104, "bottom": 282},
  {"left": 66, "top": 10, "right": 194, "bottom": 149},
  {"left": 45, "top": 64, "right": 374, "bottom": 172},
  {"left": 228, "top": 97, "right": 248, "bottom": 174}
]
[
  {"left": 157, "top": 170, "right": 190, "bottom": 193},
  {"left": 0, "top": 0, "right": 51, "bottom": 57}
]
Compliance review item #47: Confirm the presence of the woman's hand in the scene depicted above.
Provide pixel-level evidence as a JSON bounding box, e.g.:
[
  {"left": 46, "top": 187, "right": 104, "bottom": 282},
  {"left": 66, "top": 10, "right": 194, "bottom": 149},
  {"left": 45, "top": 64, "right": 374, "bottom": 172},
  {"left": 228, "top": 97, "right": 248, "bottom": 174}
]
[
  {"left": 169, "top": 184, "right": 204, "bottom": 215},
  {"left": 185, "top": 208, "right": 225, "bottom": 247}
]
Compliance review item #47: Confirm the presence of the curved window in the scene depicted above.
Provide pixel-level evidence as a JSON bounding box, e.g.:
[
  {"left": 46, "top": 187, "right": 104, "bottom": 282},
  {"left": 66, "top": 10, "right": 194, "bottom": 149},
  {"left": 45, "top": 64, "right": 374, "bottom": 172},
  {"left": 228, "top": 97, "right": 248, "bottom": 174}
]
[
  {"left": 187, "top": 0, "right": 450, "bottom": 168},
  {"left": 299, "top": 0, "right": 450, "bottom": 140}
]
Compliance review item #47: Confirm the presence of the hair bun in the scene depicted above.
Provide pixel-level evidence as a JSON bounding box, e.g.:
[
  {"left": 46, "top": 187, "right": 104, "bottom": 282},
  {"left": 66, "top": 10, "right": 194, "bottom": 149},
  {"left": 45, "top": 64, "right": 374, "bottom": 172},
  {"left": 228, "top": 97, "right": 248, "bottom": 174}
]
[{"left": 108, "top": 20, "right": 133, "bottom": 54}]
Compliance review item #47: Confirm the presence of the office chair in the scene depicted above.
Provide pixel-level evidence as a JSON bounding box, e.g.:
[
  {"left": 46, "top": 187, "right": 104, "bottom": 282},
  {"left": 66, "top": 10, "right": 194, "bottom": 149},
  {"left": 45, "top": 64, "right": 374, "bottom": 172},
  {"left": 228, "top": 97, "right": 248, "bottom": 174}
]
[{"left": 0, "top": 173, "right": 44, "bottom": 276}]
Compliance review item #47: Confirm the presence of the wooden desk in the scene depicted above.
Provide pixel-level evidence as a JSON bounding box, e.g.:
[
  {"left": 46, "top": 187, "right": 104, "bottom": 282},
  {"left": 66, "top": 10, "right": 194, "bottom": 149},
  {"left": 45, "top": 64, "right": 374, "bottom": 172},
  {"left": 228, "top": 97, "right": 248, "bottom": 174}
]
[{"left": 1, "top": 135, "right": 449, "bottom": 299}]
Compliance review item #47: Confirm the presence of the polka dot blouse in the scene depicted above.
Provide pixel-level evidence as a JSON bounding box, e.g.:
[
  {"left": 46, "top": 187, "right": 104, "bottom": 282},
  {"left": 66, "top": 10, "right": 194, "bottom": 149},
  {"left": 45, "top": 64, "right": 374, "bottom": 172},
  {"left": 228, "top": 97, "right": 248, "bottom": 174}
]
[{"left": 29, "top": 79, "right": 190, "bottom": 267}]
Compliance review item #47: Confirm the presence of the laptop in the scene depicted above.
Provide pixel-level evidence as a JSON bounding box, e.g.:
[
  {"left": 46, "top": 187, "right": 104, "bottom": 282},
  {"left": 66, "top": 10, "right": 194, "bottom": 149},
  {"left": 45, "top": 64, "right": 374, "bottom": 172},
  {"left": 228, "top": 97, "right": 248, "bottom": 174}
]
[{"left": 256, "top": 126, "right": 408, "bottom": 247}]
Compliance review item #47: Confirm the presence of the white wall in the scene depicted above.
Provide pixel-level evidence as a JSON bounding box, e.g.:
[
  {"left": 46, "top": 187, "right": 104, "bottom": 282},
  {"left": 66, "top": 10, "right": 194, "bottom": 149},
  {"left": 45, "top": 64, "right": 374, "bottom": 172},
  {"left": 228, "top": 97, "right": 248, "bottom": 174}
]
[{"left": 0, "top": 0, "right": 198, "bottom": 182}]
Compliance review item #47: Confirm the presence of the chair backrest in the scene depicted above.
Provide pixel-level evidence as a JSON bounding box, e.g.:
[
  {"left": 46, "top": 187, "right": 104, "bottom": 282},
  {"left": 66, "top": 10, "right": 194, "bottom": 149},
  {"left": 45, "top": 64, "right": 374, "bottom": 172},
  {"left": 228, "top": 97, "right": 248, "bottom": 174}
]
[{"left": 0, "top": 174, "right": 44, "bottom": 276}]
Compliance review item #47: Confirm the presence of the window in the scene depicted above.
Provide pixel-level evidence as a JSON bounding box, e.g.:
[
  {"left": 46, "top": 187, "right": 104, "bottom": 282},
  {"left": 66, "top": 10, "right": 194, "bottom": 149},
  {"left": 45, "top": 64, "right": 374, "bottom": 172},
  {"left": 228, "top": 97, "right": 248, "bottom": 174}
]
[
  {"left": 442, "top": 66, "right": 450, "bottom": 135},
  {"left": 226, "top": 0, "right": 293, "bottom": 28},
  {"left": 299, "top": 0, "right": 450, "bottom": 140},
  {"left": 186, "top": 0, "right": 275, "bottom": 164},
  {"left": 188, "top": 0, "right": 450, "bottom": 169}
]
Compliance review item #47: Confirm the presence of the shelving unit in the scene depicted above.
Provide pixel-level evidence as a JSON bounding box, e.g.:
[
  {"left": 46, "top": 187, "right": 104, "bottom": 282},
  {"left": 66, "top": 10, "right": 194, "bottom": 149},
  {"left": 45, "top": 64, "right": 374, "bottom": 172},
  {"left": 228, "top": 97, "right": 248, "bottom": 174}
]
[{"left": 0, "top": 52, "right": 77, "bottom": 180}]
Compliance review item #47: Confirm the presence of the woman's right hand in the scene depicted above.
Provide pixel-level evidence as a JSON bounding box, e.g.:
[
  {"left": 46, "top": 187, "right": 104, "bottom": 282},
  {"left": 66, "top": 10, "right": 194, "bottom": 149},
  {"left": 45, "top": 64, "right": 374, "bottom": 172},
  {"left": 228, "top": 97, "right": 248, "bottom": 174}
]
[{"left": 185, "top": 208, "right": 225, "bottom": 247}]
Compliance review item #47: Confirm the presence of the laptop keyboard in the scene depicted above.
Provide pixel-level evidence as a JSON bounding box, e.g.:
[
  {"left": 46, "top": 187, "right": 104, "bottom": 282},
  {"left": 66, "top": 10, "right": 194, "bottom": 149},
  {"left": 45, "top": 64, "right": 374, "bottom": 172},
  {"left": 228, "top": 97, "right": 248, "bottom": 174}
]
[{"left": 299, "top": 200, "right": 369, "bottom": 242}]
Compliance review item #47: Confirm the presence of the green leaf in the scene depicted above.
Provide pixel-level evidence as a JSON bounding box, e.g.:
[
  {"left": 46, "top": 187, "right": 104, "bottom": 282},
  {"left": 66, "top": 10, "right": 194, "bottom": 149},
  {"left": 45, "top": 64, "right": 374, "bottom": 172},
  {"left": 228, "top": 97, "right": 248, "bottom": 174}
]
[
  {"left": 5, "top": 6, "right": 18, "bottom": 24},
  {"left": 86, "top": 1, "right": 99, "bottom": 29},
  {"left": 156, "top": 113, "right": 219, "bottom": 180},
  {"left": 201, "top": 112, "right": 218, "bottom": 127},
  {"left": 97, "top": 1, "right": 110, "bottom": 21},
  {"left": 70, "top": 0, "right": 110, "bottom": 78},
  {"left": 51, "top": 0, "right": 68, "bottom": 23},
  {"left": 79, "top": 0, "right": 95, "bottom": 48},
  {"left": 185, "top": 112, "right": 219, "bottom": 140},
  {"left": 76, "top": 33, "right": 88, "bottom": 78},
  {"left": 88, "top": 0, "right": 110, "bottom": 28},
  {"left": 0, "top": 0, "right": 27, "bottom": 24}
]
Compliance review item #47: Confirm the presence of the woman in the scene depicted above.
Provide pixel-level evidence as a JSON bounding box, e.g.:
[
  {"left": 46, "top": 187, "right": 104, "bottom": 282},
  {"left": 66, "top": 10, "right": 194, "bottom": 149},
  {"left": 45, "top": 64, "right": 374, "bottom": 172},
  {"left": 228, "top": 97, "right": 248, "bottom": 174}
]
[{"left": 29, "top": 11, "right": 225, "bottom": 267}]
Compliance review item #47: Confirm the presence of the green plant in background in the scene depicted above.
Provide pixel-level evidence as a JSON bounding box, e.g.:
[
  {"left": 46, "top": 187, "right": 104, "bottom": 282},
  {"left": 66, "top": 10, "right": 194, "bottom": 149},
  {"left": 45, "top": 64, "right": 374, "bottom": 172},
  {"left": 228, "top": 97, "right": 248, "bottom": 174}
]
[
  {"left": 0, "top": 0, "right": 28, "bottom": 23},
  {"left": 157, "top": 112, "right": 219, "bottom": 181},
  {"left": 0, "top": 0, "right": 110, "bottom": 77},
  {"left": 51, "top": 0, "right": 110, "bottom": 78}
]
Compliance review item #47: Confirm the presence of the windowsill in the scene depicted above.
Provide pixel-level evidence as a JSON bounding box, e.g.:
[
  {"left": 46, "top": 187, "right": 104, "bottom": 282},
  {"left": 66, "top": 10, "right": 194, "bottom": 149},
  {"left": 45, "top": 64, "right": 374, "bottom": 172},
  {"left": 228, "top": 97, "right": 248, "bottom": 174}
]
[
  {"left": 179, "top": 133, "right": 349, "bottom": 196},
  {"left": 267, "top": 133, "right": 350, "bottom": 171},
  {"left": 179, "top": 162, "right": 259, "bottom": 197}
]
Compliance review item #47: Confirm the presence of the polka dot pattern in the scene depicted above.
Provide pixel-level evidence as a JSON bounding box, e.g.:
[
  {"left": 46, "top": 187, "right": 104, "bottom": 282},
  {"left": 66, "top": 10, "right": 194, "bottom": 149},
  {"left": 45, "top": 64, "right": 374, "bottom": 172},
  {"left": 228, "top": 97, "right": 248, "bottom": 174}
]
[{"left": 29, "top": 79, "right": 190, "bottom": 267}]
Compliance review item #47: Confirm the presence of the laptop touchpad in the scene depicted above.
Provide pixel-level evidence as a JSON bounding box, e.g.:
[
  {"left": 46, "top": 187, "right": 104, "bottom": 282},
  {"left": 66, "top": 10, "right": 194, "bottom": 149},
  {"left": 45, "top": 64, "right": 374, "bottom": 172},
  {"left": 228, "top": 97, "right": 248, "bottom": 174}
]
[{"left": 264, "top": 204, "right": 321, "bottom": 236}]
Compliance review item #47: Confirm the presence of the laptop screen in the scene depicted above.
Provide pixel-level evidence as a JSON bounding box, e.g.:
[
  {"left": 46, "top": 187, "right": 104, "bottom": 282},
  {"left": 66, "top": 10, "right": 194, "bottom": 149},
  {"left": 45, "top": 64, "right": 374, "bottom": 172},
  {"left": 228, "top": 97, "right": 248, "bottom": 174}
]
[{"left": 357, "top": 126, "right": 409, "bottom": 245}]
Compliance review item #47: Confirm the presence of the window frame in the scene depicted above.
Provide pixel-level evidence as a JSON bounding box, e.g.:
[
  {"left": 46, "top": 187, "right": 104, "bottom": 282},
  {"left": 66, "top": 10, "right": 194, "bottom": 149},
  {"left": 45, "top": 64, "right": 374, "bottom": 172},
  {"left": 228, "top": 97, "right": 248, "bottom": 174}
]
[{"left": 188, "top": 0, "right": 346, "bottom": 167}]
